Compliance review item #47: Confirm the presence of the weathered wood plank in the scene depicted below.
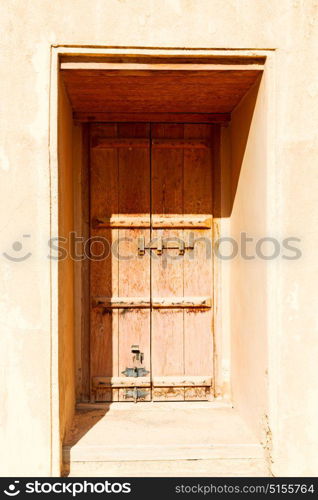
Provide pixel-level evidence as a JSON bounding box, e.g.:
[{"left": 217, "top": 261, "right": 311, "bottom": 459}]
[
  {"left": 117, "top": 123, "right": 151, "bottom": 385},
  {"left": 153, "top": 376, "right": 212, "bottom": 387},
  {"left": 184, "top": 387, "right": 211, "bottom": 401},
  {"left": 152, "top": 387, "right": 184, "bottom": 401},
  {"left": 93, "top": 215, "right": 150, "bottom": 228},
  {"left": 93, "top": 296, "right": 212, "bottom": 309},
  {"left": 151, "top": 124, "right": 185, "bottom": 395},
  {"left": 90, "top": 124, "right": 119, "bottom": 402},
  {"left": 61, "top": 62, "right": 265, "bottom": 71},
  {"left": 93, "top": 297, "right": 150, "bottom": 308},
  {"left": 152, "top": 215, "right": 212, "bottom": 228},
  {"left": 93, "top": 214, "right": 212, "bottom": 229},
  {"left": 73, "top": 123, "right": 91, "bottom": 401},
  {"left": 93, "top": 376, "right": 151, "bottom": 388},
  {"left": 153, "top": 297, "right": 212, "bottom": 308},
  {"left": 152, "top": 139, "right": 209, "bottom": 149},
  {"left": 92, "top": 138, "right": 150, "bottom": 149},
  {"left": 183, "top": 124, "right": 214, "bottom": 378}
]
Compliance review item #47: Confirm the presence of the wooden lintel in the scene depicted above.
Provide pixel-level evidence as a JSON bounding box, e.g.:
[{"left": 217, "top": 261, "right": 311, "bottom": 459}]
[
  {"left": 93, "top": 296, "right": 212, "bottom": 309},
  {"left": 61, "top": 61, "right": 264, "bottom": 71},
  {"left": 74, "top": 112, "right": 230, "bottom": 123}
]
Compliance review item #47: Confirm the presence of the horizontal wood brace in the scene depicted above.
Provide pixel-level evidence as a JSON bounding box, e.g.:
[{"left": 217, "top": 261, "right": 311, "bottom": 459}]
[
  {"left": 152, "top": 139, "right": 210, "bottom": 149},
  {"left": 92, "top": 215, "right": 150, "bottom": 228},
  {"left": 73, "top": 111, "right": 230, "bottom": 123},
  {"left": 92, "top": 138, "right": 150, "bottom": 149},
  {"left": 93, "top": 214, "right": 212, "bottom": 229},
  {"left": 92, "top": 296, "right": 212, "bottom": 309},
  {"left": 153, "top": 297, "right": 212, "bottom": 308},
  {"left": 92, "top": 376, "right": 212, "bottom": 388},
  {"left": 152, "top": 376, "right": 212, "bottom": 387},
  {"left": 152, "top": 215, "right": 212, "bottom": 228},
  {"left": 93, "top": 376, "right": 151, "bottom": 388}
]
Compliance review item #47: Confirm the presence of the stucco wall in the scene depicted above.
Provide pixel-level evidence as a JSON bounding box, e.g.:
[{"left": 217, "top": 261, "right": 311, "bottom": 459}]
[{"left": 0, "top": 0, "right": 318, "bottom": 476}]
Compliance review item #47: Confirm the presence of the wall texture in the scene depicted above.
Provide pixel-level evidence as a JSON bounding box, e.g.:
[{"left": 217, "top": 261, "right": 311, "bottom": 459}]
[{"left": 0, "top": 0, "right": 318, "bottom": 476}]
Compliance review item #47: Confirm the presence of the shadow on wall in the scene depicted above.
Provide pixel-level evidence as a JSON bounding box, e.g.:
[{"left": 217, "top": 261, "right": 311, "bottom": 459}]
[{"left": 62, "top": 409, "right": 108, "bottom": 476}]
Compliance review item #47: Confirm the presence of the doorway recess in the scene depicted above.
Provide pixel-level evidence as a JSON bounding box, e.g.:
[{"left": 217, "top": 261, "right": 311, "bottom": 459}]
[{"left": 53, "top": 47, "right": 271, "bottom": 476}]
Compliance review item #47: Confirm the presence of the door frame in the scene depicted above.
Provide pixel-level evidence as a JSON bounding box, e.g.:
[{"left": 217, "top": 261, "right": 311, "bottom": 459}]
[{"left": 50, "top": 46, "right": 273, "bottom": 475}]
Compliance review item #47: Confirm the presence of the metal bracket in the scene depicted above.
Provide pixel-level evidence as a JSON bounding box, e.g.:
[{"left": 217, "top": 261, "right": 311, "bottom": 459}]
[
  {"left": 121, "top": 367, "right": 149, "bottom": 377},
  {"left": 138, "top": 236, "right": 145, "bottom": 256},
  {"left": 156, "top": 237, "right": 163, "bottom": 255},
  {"left": 124, "top": 387, "right": 148, "bottom": 402},
  {"left": 131, "top": 344, "right": 144, "bottom": 363},
  {"left": 179, "top": 239, "right": 185, "bottom": 255}
]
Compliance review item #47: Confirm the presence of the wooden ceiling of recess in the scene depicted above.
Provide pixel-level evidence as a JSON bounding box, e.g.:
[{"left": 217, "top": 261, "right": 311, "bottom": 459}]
[{"left": 61, "top": 66, "right": 262, "bottom": 115}]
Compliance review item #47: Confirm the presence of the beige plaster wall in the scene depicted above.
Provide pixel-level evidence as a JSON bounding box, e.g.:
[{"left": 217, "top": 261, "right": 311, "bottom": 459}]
[{"left": 0, "top": 0, "right": 317, "bottom": 476}]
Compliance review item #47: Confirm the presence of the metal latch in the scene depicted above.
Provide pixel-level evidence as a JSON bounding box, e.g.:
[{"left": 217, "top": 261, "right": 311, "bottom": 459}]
[
  {"left": 138, "top": 236, "right": 194, "bottom": 256},
  {"left": 131, "top": 344, "right": 143, "bottom": 363},
  {"left": 138, "top": 236, "right": 145, "bottom": 256},
  {"left": 121, "top": 367, "right": 149, "bottom": 377}
]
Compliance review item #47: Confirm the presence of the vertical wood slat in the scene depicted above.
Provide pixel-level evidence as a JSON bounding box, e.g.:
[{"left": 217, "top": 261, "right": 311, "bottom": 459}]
[
  {"left": 90, "top": 124, "right": 119, "bottom": 401},
  {"left": 78, "top": 123, "right": 91, "bottom": 401},
  {"left": 117, "top": 123, "right": 151, "bottom": 387},
  {"left": 151, "top": 123, "right": 214, "bottom": 401},
  {"left": 151, "top": 124, "right": 185, "bottom": 400},
  {"left": 74, "top": 122, "right": 91, "bottom": 402},
  {"left": 90, "top": 123, "right": 151, "bottom": 402},
  {"left": 183, "top": 124, "right": 214, "bottom": 378},
  {"left": 73, "top": 123, "right": 83, "bottom": 401}
]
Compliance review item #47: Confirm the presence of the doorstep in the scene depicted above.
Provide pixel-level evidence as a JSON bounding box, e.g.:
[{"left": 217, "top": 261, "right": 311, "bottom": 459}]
[{"left": 63, "top": 403, "right": 270, "bottom": 477}]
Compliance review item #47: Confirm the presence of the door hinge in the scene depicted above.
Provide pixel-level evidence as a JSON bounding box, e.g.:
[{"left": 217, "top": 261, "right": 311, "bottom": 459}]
[
  {"left": 124, "top": 387, "right": 148, "bottom": 402},
  {"left": 121, "top": 367, "right": 149, "bottom": 377}
]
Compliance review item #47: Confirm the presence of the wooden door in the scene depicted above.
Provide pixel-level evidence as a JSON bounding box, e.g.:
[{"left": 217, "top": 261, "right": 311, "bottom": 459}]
[{"left": 90, "top": 123, "right": 213, "bottom": 402}]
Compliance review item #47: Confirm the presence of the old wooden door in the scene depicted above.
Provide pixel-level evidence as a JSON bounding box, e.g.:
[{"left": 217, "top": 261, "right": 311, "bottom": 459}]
[{"left": 90, "top": 123, "right": 213, "bottom": 402}]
